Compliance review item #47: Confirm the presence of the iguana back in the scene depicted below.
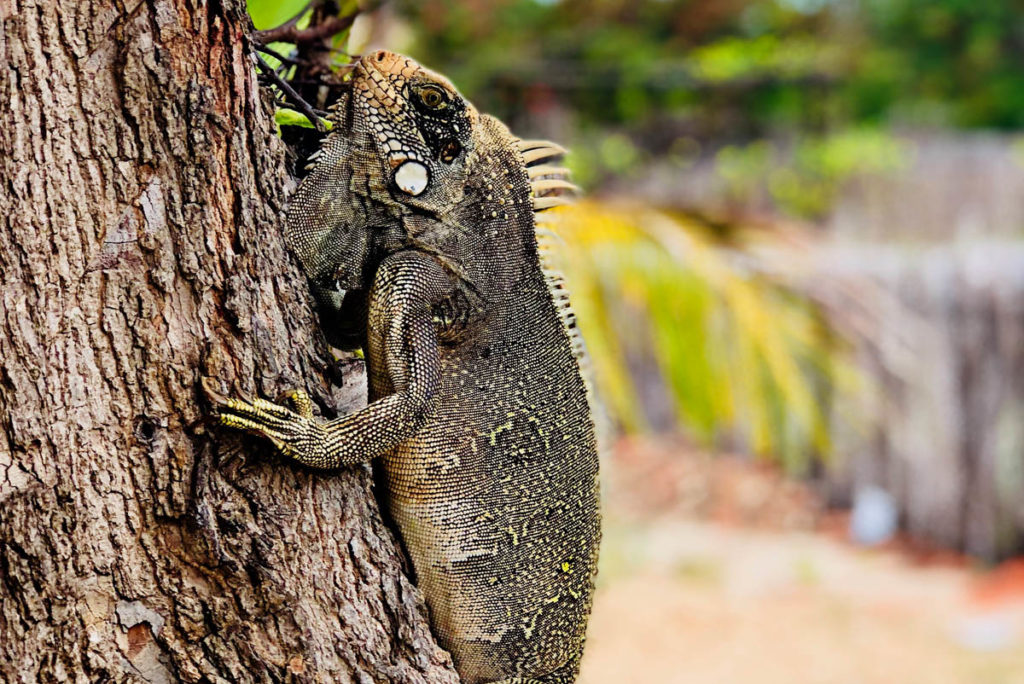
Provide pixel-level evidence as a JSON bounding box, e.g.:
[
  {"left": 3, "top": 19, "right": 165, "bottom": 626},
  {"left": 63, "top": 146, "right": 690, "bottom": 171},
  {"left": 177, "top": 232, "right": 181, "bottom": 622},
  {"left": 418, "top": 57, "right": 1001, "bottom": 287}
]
[
  {"left": 217, "top": 51, "right": 600, "bottom": 684},
  {"left": 377, "top": 114, "right": 600, "bottom": 683}
]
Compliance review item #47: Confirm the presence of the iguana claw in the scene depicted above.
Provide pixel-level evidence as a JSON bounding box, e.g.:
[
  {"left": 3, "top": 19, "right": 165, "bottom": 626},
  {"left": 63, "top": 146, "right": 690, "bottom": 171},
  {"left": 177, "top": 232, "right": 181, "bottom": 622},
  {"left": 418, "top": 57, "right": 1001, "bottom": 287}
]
[{"left": 212, "top": 388, "right": 331, "bottom": 469}]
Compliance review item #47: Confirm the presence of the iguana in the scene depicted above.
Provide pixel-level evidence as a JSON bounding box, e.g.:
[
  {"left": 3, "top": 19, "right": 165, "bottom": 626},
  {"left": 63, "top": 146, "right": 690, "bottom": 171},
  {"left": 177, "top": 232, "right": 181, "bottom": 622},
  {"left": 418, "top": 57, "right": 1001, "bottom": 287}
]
[{"left": 214, "top": 50, "right": 600, "bottom": 684}]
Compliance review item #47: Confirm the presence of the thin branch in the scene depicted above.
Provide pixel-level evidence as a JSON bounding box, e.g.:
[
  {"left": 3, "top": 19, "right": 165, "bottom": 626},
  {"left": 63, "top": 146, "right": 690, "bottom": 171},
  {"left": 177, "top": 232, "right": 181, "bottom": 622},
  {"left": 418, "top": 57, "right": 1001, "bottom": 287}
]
[
  {"left": 254, "top": 53, "right": 326, "bottom": 132},
  {"left": 255, "top": 43, "right": 307, "bottom": 68},
  {"left": 254, "top": 15, "right": 356, "bottom": 46},
  {"left": 255, "top": 0, "right": 316, "bottom": 43}
]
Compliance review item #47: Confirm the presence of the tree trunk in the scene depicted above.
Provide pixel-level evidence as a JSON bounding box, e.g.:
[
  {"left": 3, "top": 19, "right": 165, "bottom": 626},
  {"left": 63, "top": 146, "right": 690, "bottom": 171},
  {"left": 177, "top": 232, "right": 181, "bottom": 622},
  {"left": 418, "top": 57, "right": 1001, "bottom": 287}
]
[{"left": 0, "top": 2, "right": 459, "bottom": 681}]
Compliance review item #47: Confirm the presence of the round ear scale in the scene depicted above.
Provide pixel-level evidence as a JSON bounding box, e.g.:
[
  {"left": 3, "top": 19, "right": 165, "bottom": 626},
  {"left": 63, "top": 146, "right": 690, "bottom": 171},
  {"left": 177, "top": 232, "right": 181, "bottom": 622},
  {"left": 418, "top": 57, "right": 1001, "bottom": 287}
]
[{"left": 394, "top": 160, "right": 429, "bottom": 196}]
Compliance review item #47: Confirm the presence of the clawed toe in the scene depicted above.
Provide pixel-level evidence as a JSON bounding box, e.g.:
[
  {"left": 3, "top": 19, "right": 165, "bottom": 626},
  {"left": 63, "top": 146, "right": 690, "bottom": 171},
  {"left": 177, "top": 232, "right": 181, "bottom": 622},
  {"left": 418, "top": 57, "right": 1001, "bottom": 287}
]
[{"left": 278, "top": 389, "right": 315, "bottom": 419}]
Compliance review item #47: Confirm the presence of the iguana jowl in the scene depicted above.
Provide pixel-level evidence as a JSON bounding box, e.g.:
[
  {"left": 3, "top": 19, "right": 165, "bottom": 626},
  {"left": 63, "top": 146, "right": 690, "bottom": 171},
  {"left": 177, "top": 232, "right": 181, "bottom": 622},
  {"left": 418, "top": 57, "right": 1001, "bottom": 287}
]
[{"left": 216, "top": 51, "right": 600, "bottom": 684}]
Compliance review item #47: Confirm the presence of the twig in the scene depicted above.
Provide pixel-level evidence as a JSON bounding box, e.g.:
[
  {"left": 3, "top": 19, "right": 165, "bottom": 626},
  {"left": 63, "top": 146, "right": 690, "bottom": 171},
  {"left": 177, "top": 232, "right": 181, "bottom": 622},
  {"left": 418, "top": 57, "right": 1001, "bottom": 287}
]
[
  {"left": 254, "top": 53, "right": 326, "bottom": 132},
  {"left": 255, "top": 0, "right": 315, "bottom": 43},
  {"left": 255, "top": 43, "right": 306, "bottom": 68},
  {"left": 254, "top": 15, "right": 356, "bottom": 46}
]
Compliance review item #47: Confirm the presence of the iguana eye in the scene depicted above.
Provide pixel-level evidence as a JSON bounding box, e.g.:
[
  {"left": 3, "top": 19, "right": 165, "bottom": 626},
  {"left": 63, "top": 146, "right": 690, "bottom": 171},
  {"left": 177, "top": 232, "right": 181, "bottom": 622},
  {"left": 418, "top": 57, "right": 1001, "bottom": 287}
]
[{"left": 417, "top": 85, "right": 448, "bottom": 110}]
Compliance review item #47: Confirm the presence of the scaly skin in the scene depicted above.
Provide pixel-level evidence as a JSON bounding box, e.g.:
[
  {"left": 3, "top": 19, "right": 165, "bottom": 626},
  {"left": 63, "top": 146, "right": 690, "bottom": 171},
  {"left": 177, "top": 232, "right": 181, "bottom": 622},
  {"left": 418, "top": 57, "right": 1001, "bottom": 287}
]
[{"left": 215, "top": 51, "right": 600, "bottom": 684}]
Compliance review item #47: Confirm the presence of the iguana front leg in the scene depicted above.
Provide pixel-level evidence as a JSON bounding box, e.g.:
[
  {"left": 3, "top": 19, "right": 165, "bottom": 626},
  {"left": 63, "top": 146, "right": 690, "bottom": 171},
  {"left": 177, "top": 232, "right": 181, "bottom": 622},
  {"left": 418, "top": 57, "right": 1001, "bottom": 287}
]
[{"left": 214, "top": 250, "right": 451, "bottom": 470}]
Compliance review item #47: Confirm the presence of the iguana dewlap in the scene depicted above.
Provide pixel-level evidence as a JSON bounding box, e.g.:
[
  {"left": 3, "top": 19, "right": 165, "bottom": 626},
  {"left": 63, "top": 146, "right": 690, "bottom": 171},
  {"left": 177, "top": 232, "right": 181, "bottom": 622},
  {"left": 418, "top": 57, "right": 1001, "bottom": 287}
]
[{"left": 216, "top": 51, "right": 600, "bottom": 684}]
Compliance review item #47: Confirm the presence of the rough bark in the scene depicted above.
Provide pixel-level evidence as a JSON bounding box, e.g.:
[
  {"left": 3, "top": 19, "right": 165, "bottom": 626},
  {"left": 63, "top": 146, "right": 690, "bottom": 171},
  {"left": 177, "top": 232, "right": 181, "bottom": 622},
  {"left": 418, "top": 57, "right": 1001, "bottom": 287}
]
[{"left": 0, "top": 1, "right": 459, "bottom": 682}]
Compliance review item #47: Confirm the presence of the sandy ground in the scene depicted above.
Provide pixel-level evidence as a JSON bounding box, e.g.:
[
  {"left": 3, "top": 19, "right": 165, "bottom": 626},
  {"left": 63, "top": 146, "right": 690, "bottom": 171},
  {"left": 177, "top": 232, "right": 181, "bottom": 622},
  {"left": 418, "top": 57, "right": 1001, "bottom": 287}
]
[{"left": 576, "top": 439, "right": 1024, "bottom": 684}]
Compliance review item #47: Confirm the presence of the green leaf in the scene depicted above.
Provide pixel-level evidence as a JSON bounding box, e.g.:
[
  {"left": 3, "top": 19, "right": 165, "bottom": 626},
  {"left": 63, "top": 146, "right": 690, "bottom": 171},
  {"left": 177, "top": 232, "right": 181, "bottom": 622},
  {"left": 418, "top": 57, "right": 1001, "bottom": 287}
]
[
  {"left": 275, "top": 108, "right": 332, "bottom": 130},
  {"left": 248, "top": 0, "right": 309, "bottom": 30}
]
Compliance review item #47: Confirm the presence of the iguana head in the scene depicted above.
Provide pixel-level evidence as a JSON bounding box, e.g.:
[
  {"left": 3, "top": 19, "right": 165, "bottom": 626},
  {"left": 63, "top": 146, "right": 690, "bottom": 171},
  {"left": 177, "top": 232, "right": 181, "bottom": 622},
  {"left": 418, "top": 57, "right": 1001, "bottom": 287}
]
[
  {"left": 285, "top": 51, "right": 483, "bottom": 297},
  {"left": 352, "top": 50, "right": 479, "bottom": 215},
  {"left": 286, "top": 50, "right": 572, "bottom": 333}
]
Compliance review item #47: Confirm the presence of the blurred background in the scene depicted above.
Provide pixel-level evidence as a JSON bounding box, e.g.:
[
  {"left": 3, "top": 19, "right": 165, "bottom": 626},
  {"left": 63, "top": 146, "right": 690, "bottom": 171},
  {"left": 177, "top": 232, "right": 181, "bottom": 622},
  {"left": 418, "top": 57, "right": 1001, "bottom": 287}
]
[{"left": 250, "top": 1, "right": 1024, "bottom": 681}]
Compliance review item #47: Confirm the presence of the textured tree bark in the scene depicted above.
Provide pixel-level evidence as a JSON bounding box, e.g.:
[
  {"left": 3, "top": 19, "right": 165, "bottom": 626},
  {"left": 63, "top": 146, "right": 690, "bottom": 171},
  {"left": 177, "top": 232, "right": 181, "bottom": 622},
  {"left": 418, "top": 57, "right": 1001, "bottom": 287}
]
[{"left": 0, "top": 2, "right": 459, "bottom": 682}]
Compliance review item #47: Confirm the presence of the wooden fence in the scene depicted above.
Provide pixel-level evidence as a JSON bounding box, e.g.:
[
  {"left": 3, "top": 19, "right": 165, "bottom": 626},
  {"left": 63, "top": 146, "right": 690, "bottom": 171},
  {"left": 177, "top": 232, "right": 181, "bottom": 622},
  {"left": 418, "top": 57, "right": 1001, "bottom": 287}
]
[{"left": 808, "top": 242, "right": 1024, "bottom": 559}]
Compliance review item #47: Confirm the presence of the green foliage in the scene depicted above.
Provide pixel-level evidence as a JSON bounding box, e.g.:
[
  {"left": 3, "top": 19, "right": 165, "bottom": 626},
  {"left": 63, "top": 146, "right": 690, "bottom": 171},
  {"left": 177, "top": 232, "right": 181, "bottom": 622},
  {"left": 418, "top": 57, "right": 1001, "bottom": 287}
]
[
  {"left": 275, "top": 108, "right": 334, "bottom": 131},
  {"left": 716, "top": 129, "right": 913, "bottom": 219},
  {"left": 394, "top": 0, "right": 1024, "bottom": 137},
  {"left": 859, "top": 0, "right": 1024, "bottom": 128},
  {"left": 689, "top": 34, "right": 840, "bottom": 84},
  {"left": 248, "top": 0, "right": 308, "bottom": 30},
  {"left": 552, "top": 202, "right": 851, "bottom": 472}
]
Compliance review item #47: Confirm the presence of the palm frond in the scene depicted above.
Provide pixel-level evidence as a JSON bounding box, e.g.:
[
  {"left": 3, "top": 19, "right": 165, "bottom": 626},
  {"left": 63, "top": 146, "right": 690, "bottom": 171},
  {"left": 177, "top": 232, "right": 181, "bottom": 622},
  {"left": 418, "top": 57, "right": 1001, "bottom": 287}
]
[{"left": 549, "top": 201, "right": 855, "bottom": 472}]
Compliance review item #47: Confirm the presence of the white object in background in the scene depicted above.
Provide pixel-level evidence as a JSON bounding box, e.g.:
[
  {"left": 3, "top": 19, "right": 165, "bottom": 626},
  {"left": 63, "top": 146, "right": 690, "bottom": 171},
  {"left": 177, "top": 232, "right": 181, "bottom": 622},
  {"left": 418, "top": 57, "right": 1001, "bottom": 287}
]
[{"left": 849, "top": 485, "right": 898, "bottom": 546}]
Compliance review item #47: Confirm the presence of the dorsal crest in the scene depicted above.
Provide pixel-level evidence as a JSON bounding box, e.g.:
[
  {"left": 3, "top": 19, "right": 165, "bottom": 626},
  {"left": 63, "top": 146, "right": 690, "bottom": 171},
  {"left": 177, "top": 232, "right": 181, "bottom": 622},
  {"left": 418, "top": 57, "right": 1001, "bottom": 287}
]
[{"left": 516, "top": 139, "right": 579, "bottom": 212}]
